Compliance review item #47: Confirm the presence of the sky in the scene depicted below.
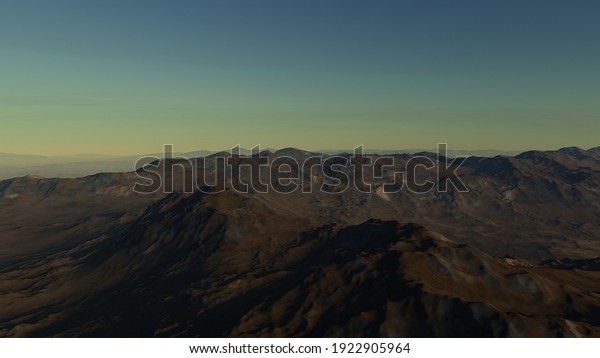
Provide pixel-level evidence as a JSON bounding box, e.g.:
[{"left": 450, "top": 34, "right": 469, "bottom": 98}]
[{"left": 1, "top": 0, "right": 599, "bottom": 155}]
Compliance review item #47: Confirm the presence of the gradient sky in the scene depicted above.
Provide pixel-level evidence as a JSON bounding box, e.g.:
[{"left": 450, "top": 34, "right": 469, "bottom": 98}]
[{"left": 1, "top": 0, "right": 599, "bottom": 155}]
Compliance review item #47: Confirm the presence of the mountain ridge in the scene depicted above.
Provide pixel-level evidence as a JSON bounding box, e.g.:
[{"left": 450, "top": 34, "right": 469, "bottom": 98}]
[{"left": 2, "top": 189, "right": 599, "bottom": 337}]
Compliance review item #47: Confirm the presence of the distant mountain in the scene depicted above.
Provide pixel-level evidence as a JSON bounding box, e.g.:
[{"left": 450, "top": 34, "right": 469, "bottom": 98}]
[
  {"left": 0, "top": 148, "right": 262, "bottom": 179},
  {"left": 1, "top": 147, "right": 588, "bottom": 180},
  {"left": 273, "top": 147, "right": 318, "bottom": 159},
  {"left": 589, "top": 146, "right": 600, "bottom": 156},
  {"left": 318, "top": 148, "right": 524, "bottom": 157},
  {"left": 0, "top": 152, "right": 127, "bottom": 166},
  {"left": 0, "top": 152, "right": 54, "bottom": 167},
  {"left": 0, "top": 159, "right": 157, "bottom": 180},
  {"left": 2, "top": 146, "right": 600, "bottom": 260}
]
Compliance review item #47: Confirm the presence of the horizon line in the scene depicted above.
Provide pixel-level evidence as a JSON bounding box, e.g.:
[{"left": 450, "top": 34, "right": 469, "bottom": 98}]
[{"left": 1, "top": 145, "right": 599, "bottom": 159}]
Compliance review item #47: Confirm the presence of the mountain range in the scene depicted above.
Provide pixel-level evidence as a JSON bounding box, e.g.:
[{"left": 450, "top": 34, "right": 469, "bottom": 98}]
[
  {"left": 1, "top": 146, "right": 599, "bottom": 337},
  {"left": 0, "top": 148, "right": 534, "bottom": 180}
]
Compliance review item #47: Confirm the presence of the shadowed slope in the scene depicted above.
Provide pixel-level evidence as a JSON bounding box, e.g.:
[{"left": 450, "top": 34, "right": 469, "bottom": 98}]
[{"left": 1, "top": 191, "right": 599, "bottom": 337}]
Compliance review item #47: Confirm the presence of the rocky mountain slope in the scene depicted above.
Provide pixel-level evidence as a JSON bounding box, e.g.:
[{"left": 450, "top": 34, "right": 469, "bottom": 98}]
[{"left": 0, "top": 147, "right": 599, "bottom": 337}]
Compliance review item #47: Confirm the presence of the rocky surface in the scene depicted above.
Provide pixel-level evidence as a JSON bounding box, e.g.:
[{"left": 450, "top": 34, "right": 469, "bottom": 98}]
[{"left": 1, "top": 147, "right": 599, "bottom": 337}]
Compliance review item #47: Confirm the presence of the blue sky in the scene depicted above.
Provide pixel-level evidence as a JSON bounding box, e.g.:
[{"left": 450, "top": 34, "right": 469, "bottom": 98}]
[{"left": 1, "top": 0, "right": 599, "bottom": 155}]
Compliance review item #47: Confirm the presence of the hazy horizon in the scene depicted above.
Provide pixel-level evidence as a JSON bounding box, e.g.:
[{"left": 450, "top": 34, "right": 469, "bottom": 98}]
[
  {"left": 2, "top": 144, "right": 597, "bottom": 159},
  {"left": 2, "top": 0, "right": 599, "bottom": 155}
]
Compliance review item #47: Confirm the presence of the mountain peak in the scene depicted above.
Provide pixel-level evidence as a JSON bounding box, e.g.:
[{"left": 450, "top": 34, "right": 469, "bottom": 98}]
[
  {"left": 588, "top": 146, "right": 600, "bottom": 154},
  {"left": 558, "top": 146, "right": 585, "bottom": 153},
  {"left": 273, "top": 147, "right": 316, "bottom": 158},
  {"left": 557, "top": 146, "right": 591, "bottom": 160}
]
